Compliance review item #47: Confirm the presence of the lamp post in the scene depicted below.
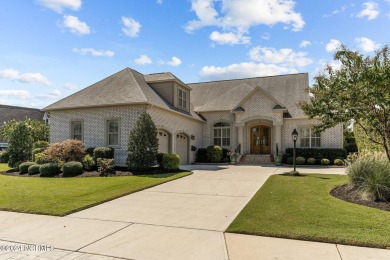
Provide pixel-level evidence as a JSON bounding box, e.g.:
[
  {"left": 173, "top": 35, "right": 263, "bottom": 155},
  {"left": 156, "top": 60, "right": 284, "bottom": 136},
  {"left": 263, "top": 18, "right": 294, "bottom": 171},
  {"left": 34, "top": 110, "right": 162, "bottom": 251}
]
[{"left": 292, "top": 129, "right": 298, "bottom": 172}]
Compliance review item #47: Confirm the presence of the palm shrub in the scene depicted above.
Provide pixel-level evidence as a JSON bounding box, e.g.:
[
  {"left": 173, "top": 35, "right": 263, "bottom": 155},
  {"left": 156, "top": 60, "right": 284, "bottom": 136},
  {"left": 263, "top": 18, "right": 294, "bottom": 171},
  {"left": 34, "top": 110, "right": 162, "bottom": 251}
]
[
  {"left": 19, "top": 162, "right": 36, "bottom": 174},
  {"left": 207, "top": 145, "right": 223, "bottom": 163},
  {"left": 127, "top": 112, "right": 159, "bottom": 171}
]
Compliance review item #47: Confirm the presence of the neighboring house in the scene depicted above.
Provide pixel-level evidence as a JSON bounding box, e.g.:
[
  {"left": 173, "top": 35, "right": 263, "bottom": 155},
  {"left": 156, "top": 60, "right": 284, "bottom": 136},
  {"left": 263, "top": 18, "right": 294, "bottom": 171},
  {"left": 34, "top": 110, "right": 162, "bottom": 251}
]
[
  {"left": 0, "top": 105, "right": 45, "bottom": 148},
  {"left": 43, "top": 68, "right": 343, "bottom": 165}
]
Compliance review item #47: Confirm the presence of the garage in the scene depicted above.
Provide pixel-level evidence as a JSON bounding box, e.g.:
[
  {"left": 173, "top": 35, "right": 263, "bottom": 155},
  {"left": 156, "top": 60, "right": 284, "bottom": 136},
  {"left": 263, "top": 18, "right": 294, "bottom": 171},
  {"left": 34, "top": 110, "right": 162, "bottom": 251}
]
[
  {"left": 157, "top": 130, "right": 170, "bottom": 154},
  {"left": 175, "top": 133, "right": 188, "bottom": 165}
]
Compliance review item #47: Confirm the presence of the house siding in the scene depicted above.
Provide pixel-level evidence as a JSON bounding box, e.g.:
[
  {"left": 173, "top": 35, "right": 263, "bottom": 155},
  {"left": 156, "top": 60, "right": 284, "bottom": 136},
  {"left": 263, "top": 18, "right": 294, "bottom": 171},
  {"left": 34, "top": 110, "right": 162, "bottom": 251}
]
[{"left": 149, "top": 82, "right": 174, "bottom": 104}]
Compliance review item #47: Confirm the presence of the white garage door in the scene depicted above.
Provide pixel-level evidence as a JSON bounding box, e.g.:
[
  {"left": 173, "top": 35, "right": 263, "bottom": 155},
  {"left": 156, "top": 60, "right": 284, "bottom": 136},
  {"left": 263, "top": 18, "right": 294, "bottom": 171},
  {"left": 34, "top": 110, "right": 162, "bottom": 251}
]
[
  {"left": 176, "top": 134, "right": 188, "bottom": 165},
  {"left": 157, "top": 130, "right": 169, "bottom": 154}
]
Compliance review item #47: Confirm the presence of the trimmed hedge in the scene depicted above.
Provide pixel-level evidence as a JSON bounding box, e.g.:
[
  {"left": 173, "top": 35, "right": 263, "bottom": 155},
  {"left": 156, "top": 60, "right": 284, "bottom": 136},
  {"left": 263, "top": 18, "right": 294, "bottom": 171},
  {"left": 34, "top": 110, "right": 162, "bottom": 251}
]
[
  {"left": 284, "top": 148, "right": 347, "bottom": 163},
  {"left": 86, "top": 147, "right": 96, "bottom": 156},
  {"left": 207, "top": 145, "right": 223, "bottom": 163},
  {"left": 196, "top": 148, "right": 208, "bottom": 163},
  {"left": 156, "top": 153, "right": 164, "bottom": 167},
  {"left": 307, "top": 158, "right": 316, "bottom": 165},
  {"left": 63, "top": 161, "right": 83, "bottom": 176},
  {"left": 162, "top": 153, "right": 180, "bottom": 171},
  {"left": 93, "top": 147, "right": 115, "bottom": 161},
  {"left": 334, "top": 158, "right": 344, "bottom": 166},
  {"left": 40, "top": 163, "right": 61, "bottom": 177},
  {"left": 296, "top": 156, "right": 306, "bottom": 165},
  {"left": 0, "top": 151, "right": 9, "bottom": 163},
  {"left": 28, "top": 164, "right": 40, "bottom": 175},
  {"left": 19, "top": 162, "right": 36, "bottom": 174},
  {"left": 321, "top": 158, "right": 330, "bottom": 165}
]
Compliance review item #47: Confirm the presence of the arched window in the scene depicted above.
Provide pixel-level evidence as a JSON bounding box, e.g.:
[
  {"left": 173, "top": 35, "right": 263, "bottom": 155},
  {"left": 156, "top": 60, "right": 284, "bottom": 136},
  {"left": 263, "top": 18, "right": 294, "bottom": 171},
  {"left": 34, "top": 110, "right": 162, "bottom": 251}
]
[{"left": 213, "top": 122, "right": 230, "bottom": 147}]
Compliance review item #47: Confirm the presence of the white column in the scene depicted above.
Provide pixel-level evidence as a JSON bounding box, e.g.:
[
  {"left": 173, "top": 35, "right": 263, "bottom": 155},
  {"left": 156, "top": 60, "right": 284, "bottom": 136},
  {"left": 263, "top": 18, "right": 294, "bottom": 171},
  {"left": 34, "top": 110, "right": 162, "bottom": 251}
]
[
  {"left": 274, "top": 123, "right": 282, "bottom": 154},
  {"left": 237, "top": 125, "right": 244, "bottom": 154}
]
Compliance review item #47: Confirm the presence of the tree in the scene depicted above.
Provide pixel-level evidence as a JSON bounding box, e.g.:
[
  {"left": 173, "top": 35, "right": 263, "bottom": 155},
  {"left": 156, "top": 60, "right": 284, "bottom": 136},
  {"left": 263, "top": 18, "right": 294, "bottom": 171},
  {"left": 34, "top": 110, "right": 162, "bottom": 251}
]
[
  {"left": 0, "top": 118, "right": 49, "bottom": 143},
  {"left": 301, "top": 45, "right": 390, "bottom": 160},
  {"left": 126, "top": 112, "right": 159, "bottom": 170},
  {"left": 7, "top": 121, "right": 33, "bottom": 167}
]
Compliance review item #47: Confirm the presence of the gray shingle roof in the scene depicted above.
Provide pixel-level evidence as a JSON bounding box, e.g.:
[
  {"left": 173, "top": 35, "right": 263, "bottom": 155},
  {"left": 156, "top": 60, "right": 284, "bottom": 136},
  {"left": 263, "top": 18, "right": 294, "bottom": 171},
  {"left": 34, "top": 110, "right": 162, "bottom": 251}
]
[
  {"left": 189, "top": 73, "right": 309, "bottom": 118},
  {"left": 0, "top": 105, "right": 44, "bottom": 123},
  {"left": 144, "top": 72, "right": 190, "bottom": 89}
]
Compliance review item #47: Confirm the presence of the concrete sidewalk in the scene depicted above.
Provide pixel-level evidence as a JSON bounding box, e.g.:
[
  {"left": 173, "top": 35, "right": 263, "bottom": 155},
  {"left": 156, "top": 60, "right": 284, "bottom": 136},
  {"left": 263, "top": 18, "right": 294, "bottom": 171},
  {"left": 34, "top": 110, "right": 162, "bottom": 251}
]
[{"left": 1, "top": 165, "right": 389, "bottom": 259}]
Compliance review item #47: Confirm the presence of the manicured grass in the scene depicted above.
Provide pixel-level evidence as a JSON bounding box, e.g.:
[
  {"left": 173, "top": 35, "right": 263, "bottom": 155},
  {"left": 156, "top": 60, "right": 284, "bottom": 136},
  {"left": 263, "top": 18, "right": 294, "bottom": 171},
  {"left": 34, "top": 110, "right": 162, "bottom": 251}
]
[
  {"left": 227, "top": 174, "right": 390, "bottom": 248},
  {"left": 0, "top": 172, "right": 191, "bottom": 216},
  {"left": 0, "top": 163, "right": 10, "bottom": 172}
]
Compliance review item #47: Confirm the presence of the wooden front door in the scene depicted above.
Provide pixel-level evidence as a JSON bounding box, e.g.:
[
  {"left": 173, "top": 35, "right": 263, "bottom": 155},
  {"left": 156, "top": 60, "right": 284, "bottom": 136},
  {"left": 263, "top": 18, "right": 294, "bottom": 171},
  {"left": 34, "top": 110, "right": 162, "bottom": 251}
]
[{"left": 250, "top": 125, "right": 271, "bottom": 154}]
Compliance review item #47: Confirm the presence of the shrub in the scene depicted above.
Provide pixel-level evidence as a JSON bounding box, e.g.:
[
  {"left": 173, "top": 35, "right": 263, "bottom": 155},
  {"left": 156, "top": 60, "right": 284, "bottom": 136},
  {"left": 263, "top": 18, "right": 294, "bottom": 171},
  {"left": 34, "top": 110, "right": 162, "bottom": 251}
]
[
  {"left": 28, "top": 164, "right": 40, "bottom": 175},
  {"left": 196, "top": 148, "right": 208, "bottom": 163},
  {"left": 156, "top": 153, "right": 165, "bottom": 167},
  {"left": 86, "top": 147, "right": 96, "bottom": 156},
  {"left": 34, "top": 153, "right": 48, "bottom": 164},
  {"left": 321, "top": 158, "right": 330, "bottom": 165},
  {"left": 45, "top": 139, "right": 86, "bottom": 162},
  {"left": 97, "top": 158, "right": 115, "bottom": 176},
  {"left": 284, "top": 148, "right": 347, "bottom": 162},
  {"left": 347, "top": 153, "right": 359, "bottom": 164},
  {"left": 207, "top": 145, "right": 223, "bottom": 163},
  {"left": 334, "top": 158, "right": 344, "bottom": 166},
  {"left": 347, "top": 158, "right": 390, "bottom": 201},
  {"left": 222, "top": 148, "right": 230, "bottom": 159},
  {"left": 19, "top": 162, "right": 36, "bottom": 174},
  {"left": 32, "top": 141, "right": 49, "bottom": 149},
  {"left": 287, "top": 157, "right": 294, "bottom": 165},
  {"left": 296, "top": 156, "right": 306, "bottom": 165},
  {"left": 39, "top": 163, "right": 61, "bottom": 177},
  {"left": 82, "top": 154, "right": 94, "bottom": 170},
  {"left": 63, "top": 161, "right": 83, "bottom": 176},
  {"left": 6, "top": 122, "right": 33, "bottom": 167},
  {"left": 127, "top": 112, "right": 159, "bottom": 171},
  {"left": 161, "top": 153, "right": 180, "bottom": 171},
  {"left": 0, "top": 151, "right": 9, "bottom": 163},
  {"left": 93, "top": 147, "right": 115, "bottom": 161},
  {"left": 32, "top": 148, "right": 44, "bottom": 161},
  {"left": 307, "top": 157, "right": 316, "bottom": 165}
]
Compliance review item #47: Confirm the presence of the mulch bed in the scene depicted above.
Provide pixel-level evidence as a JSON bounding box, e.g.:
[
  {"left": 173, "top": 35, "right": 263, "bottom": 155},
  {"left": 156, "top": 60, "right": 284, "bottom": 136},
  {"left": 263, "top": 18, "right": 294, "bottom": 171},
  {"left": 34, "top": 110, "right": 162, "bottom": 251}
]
[{"left": 331, "top": 184, "right": 390, "bottom": 211}]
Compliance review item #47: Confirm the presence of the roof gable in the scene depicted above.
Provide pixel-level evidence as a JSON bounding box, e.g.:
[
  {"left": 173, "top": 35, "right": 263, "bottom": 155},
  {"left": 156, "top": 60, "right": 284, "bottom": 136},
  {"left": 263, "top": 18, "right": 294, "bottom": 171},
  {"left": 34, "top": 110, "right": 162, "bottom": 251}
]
[{"left": 232, "top": 86, "right": 285, "bottom": 111}]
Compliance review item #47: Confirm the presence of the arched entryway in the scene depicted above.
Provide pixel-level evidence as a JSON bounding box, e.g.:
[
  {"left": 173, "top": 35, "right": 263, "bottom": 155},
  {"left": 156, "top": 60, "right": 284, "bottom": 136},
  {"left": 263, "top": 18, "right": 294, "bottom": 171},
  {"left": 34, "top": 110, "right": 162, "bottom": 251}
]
[{"left": 250, "top": 125, "right": 271, "bottom": 154}]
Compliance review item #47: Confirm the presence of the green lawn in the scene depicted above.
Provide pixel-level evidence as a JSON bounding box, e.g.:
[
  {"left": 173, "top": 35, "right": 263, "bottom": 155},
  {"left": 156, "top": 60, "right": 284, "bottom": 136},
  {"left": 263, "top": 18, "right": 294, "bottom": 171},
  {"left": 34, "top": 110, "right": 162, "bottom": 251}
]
[
  {"left": 227, "top": 174, "right": 390, "bottom": 248},
  {"left": 0, "top": 163, "right": 10, "bottom": 172},
  {"left": 0, "top": 171, "right": 191, "bottom": 216}
]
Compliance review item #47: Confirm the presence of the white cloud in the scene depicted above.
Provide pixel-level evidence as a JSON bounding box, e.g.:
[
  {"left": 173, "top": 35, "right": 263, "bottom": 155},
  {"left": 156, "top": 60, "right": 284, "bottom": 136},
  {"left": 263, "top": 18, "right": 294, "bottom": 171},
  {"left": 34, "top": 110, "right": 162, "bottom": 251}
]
[
  {"left": 185, "top": 0, "right": 305, "bottom": 33},
  {"left": 164, "top": 57, "right": 182, "bottom": 67},
  {"left": 210, "top": 31, "right": 250, "bottom": 45},
  {"left": 134, "top": 55, "right": 152, "bottom": 65},
  {"left": 299, "top": 40, "right": 311, "bottom": 48},
  {"left": 62, "top": 15, "right": 90, "bottom": 35},
  {"left": 355, "top": 37, "right": 380, "bottom": 52},
  {"left": 325, "top": 39, "right": 341, "bottom": 53},
  {"left": 157, "top": 0, "right": 163, "bottom": 4},
  {"left": 72, "top": 48, "right": 115, "bottom": 57},
  {"left": 121, "top": 17, "right": 141, "bottom": 37},
  {"left": 357, "top": 2, "right": 379, "bottom": 20},
  {"left": 0, "top": 90, "right": 31, "bottom": 100},
  {"left": 200, "top": 62, "right": 297, "bottom": 81},
  {"left": 63, "top": 82, "right": 77, "bottom": 89},
  {"left": 249, "top": 46, "right": 312, "bottom": 67},
  {"left": 0, "top": 69, "right": 52, "bottom": 86},
  {"left": 37, "top": 0, "right": 82, "bottom": 13}
]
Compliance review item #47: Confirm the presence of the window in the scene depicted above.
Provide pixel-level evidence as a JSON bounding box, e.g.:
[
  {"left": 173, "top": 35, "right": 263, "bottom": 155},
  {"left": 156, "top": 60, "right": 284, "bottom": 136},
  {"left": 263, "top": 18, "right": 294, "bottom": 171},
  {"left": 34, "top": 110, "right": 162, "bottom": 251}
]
[
  {"left": 71, "top": 121, "right": 83, "bottom": 141},
  {"left": 300, "top": 127, "right": 321, "bottom": 148},
  {"left": 213, "top": 122, "right": 230, "bottom": 147},
  {"left": 107, "top": 119, "right": 120, "bottom": 146},
  {"left": 178, "top": 87, "right": 187, "bottom": 109}
]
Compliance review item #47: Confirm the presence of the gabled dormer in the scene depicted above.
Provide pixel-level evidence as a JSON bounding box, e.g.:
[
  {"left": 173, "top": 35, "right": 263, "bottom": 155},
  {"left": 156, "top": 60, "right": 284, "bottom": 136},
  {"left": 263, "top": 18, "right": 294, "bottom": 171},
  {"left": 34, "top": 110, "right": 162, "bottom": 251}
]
[{"left": 144, "top": 72, "right": 191, "bottom": 112}]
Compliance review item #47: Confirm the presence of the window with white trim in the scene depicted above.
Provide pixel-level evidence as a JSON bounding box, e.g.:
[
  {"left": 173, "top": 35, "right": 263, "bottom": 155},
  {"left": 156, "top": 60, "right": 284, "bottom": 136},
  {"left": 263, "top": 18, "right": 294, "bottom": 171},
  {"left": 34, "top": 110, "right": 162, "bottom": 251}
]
[
  {"left": 300, "top": 127, "right": 321, "bottom": 148},
  {"left": 213, "top": 122, "right": 230, "bottom": 147},
  {"left": 107, "top": 119, "right": 120, "bottom": 146},
  {"left": 70, "top": 121, "right": 83, "bottom": 141},
  {"left": 178, "top": 87, "right": 187, "bottom": 109}
]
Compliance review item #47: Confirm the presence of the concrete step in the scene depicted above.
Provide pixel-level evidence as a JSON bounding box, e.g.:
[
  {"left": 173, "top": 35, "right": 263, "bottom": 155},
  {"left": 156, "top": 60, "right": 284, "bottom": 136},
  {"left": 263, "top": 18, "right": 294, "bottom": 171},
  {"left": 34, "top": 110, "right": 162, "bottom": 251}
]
[{"left": 239, "top": 154, "right": 272, "bottom": 165}]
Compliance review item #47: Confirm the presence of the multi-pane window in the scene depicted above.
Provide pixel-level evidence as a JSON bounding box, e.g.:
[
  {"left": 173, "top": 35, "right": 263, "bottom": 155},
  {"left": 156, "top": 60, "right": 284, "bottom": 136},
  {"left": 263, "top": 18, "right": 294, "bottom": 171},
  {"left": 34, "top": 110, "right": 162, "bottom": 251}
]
[
  {"left": 107, "top": 119, "right": 119, "bottom": 146},
  {"left": 213, "top": 122, "right": 230, "bottom": 147},
  {"left": 178, "top": 87, "right": 187, "bottom": 109},
  {"left": 300, "top": 127, "right": 321, "bottom": 148},
  {"left": 71, "top": 121, "right": 83, "bottom": 141}
]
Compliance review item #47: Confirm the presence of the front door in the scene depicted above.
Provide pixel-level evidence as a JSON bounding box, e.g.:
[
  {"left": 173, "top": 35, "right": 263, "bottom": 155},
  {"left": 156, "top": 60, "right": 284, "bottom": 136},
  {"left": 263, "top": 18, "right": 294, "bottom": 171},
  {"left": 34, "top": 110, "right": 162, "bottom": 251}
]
[{"left": 250, "top": 125, "right": 271, "bottom": 154}]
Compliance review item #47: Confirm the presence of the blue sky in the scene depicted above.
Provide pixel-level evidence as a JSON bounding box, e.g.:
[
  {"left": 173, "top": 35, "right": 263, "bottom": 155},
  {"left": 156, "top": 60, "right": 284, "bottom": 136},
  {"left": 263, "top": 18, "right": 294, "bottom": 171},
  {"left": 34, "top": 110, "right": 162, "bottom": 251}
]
[{"left": 0, "top": 0, "right": 389, "bottom": 109}]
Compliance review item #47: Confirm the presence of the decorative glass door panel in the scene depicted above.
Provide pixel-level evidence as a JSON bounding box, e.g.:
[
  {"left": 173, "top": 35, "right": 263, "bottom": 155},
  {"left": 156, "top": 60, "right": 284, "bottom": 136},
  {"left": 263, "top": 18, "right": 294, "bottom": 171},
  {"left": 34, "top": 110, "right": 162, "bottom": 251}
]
[{"left": 250, "top": 125, "right": 271, "bottom": 154}]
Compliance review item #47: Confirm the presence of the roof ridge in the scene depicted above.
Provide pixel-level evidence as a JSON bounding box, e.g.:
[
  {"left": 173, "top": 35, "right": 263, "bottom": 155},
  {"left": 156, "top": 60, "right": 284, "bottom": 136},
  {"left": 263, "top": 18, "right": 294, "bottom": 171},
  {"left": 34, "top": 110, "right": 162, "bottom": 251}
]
[
  {"left": 0, "top": 104, "right": 42, "bottom": 111},
  {"left": 125, "top": 68, "right": 149, "bottom": 102}
]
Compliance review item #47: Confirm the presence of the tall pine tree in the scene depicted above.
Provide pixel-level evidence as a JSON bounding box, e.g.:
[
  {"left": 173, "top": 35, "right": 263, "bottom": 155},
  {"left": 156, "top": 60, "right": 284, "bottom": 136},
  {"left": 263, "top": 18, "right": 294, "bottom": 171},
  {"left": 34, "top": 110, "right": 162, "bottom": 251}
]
[{"left": 126, "top": 112, "right": 159, "bottom": 170}]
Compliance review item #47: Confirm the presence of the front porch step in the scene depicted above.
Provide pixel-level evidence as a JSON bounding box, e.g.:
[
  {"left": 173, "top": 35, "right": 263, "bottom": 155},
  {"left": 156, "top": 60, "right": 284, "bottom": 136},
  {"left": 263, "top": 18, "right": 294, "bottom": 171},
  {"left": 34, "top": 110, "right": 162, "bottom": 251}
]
[{"left": 239, "top": 154, "right": 272, "bottom": 165}]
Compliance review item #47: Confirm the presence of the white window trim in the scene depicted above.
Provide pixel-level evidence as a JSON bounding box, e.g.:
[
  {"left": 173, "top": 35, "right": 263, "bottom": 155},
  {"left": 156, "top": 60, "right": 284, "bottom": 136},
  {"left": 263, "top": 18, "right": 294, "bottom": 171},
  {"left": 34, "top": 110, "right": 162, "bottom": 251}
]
[
  {"left": 299, "top": 127, "right": 321, "bottom": 148},
  {"left": 213, "top": 122, "right": 231, "bottom": 148},
  {"left": 70, "top": 120, "right": 84, "bottom": 141},
  {"left": 106, "top": 118, "right": 121, "bottom": 148}
]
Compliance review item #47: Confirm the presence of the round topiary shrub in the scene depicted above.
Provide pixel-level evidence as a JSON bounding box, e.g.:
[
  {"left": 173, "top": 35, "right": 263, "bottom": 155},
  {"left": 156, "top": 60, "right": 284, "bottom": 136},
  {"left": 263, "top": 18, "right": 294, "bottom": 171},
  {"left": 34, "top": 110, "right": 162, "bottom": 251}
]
[
  {"left": 28, "top": 164, "right": 41, "bottom": 175},
  {"left": 307, "top": 158, "right": 316, "bottom": 165},
  {"left": 321, "top": 158, "right": 330, "bottom": 165},
  {"left": 207, "top": 145, "right": 223, "bottom": 163},
  {"left": 287, "top": 157, "right": 294, "bottom": 165},
  {"left": 40, "top": 163, "right": 61, "bottom": 177},
  {"left": 162, "top": 154, "right": 180, "bottom": 171},
  {"left": 296, "top": 156, "right": 306, "bottom": 165},
  {"left": 63, "top": 161, "right": 83, "bottom": 176},
  {"left": 334, "top": 158, "right": 344, "bottom": 166},
  {"left": 19, "top": 162, "right": 36, "bottom": 174},
  {"left": 0, "top": 151, "right": 9, "bottom": 163}
]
